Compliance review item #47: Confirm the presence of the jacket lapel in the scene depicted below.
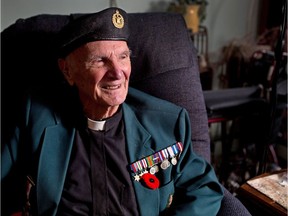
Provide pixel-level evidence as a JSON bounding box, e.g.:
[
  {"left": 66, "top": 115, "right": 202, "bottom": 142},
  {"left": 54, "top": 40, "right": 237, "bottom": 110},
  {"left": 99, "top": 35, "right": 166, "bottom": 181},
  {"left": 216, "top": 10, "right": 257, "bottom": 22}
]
[
  {"left": 37, "top": 124, "right": 75, "bottom": 216},
  {"left": 122, "top": 103, "right": 153, "bottom": 162},
  {"left": 122, "top": 103, "right": 160, "bottom": 215}
]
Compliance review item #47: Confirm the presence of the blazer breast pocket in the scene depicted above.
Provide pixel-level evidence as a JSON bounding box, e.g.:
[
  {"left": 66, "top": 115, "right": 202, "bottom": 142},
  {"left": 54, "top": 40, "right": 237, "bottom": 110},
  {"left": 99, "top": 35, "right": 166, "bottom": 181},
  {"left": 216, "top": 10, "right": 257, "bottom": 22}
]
[{"left": 158, "top": 179, "right": 175, "bottom": 212}]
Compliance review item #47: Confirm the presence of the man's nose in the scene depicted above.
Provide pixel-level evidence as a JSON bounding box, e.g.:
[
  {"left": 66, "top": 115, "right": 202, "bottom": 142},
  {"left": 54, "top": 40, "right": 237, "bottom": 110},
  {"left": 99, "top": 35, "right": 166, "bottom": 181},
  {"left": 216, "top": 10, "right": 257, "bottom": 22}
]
[{"left": 107, "top": 60, "right": 123, "bottom": 79}]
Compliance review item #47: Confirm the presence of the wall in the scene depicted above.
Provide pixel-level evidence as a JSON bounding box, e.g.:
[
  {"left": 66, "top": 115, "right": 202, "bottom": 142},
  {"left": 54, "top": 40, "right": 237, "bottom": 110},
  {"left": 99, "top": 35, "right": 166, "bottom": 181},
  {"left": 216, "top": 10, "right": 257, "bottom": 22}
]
[
  {"left": 1, "top": 0, "right": 171, "bottom": 30},
  {"left": 204, "top": 0, "right": 260, "bottom": 60},
  {"left": 1, "top": 0, "right": 260, "bottom": 67}
]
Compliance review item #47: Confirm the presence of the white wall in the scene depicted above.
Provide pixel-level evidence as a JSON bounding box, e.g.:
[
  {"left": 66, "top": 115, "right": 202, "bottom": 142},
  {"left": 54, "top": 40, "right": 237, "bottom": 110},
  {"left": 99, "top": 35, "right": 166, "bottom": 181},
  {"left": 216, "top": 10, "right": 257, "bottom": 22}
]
[
  {"left": 1, "top": 0, "right": 171, "bottom": 30},
  {"left": 1, "top": 0, "right": 259, "bottom": 63},
  {"left": 203, "top": 0, "right": 260, "bottom": 60}
]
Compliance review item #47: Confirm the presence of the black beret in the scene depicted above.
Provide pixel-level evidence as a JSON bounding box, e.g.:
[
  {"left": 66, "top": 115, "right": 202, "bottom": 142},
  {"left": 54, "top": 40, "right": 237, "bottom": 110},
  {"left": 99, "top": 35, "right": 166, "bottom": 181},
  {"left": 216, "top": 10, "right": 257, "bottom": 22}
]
[{"left": 57, "top": 7, "right": 129, "bottom": 57}]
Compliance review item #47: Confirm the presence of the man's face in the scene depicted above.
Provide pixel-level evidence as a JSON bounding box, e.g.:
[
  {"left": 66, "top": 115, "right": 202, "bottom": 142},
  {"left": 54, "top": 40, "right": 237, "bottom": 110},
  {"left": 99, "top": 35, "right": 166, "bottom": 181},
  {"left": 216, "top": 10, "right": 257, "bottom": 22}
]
[{"left": 59, "top": 40, "right": 131, "bottom": 111}]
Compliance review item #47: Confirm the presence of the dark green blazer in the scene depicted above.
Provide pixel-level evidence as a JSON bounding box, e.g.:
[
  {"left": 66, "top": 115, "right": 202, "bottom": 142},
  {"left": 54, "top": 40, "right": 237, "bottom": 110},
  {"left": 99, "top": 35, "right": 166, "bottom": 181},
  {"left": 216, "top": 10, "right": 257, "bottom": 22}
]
[{"left": 2, "top": 87, "right": 223, "bottom": 215}]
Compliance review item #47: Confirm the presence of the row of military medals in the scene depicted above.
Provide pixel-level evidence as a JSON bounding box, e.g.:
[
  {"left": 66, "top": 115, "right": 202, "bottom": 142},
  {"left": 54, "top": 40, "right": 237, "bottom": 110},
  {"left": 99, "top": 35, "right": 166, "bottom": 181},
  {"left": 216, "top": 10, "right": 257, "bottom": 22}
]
[{"left": 130, "top": 142, "right": 183, "bottom": 181}]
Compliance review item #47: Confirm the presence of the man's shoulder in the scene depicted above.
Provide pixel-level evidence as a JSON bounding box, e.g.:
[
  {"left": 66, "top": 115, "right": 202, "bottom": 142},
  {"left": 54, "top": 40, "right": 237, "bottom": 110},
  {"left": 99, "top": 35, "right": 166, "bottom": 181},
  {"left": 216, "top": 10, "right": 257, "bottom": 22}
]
[{"left": 23, "top": 93, "right": 77, "bottom": 126}]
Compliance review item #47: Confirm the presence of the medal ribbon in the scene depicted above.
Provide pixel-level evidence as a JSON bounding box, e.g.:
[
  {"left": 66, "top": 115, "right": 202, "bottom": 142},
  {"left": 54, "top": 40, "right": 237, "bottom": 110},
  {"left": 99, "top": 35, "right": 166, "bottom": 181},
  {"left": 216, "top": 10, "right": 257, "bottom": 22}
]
[{"left": 130, "top": 142, "right": 184, "bottom": 174}]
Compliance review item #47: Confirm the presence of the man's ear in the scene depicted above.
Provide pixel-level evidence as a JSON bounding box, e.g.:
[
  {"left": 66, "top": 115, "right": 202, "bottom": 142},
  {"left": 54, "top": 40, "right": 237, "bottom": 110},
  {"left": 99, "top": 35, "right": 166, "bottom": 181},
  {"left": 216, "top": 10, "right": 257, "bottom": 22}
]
[{"left": 58, "top": 58, "right": 74, "bottom": 86}]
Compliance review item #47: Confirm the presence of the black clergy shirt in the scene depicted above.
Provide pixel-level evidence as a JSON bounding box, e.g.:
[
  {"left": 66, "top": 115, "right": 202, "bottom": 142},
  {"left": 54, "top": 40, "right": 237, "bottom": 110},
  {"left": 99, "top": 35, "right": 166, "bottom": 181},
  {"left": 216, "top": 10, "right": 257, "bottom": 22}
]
[{"left": 57, "top": 109, "right": 139, "bottom": 216}]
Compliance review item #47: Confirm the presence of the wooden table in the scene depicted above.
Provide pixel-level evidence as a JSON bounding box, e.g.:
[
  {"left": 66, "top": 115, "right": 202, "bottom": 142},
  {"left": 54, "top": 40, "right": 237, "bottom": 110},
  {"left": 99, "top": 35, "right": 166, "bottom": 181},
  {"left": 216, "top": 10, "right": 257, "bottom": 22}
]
[{"left": 237, "top": 169, "right": 287, "bottom": 216}]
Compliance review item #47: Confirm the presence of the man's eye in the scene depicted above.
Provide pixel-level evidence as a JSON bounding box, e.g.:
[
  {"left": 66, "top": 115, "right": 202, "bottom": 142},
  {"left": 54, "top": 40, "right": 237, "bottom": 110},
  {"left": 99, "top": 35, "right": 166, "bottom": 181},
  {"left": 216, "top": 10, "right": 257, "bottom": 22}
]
[
  {"left": 92, "top": 57, "right": 106, "bottom": 64},
  {"left": 120, "top": 54, "right": 130, "bottom": 60},
  {"left": 119, "top": 50, "right": 131, "bottom": 60},
  {"left": 95, "top": 58, "right": 104, "bottom": 62},
  {"left": 86, "top": 58, "right": 104, "bottom": 68}
]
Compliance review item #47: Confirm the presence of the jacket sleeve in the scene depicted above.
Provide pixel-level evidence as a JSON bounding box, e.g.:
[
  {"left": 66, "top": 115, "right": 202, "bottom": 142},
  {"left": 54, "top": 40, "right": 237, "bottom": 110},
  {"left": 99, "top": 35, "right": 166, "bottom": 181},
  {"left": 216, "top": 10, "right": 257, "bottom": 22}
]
[
  {"left": 1, "top": 97, "right": 32, "bottom": 215},
  {"left": 167, "top": 108, "right": 224, "bottom": 215}
]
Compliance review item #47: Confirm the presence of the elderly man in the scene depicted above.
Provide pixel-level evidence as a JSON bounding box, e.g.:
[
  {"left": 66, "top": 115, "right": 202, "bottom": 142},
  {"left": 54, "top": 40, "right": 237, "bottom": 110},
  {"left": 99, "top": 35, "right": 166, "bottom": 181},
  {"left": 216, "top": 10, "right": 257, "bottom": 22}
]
[{"left": 2, "top": 8, "right": 223, "bottom": 216}]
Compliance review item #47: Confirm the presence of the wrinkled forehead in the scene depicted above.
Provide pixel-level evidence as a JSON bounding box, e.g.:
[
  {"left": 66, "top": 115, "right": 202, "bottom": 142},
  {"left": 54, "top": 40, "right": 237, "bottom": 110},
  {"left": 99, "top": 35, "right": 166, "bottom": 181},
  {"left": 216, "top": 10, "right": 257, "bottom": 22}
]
[
  {"left": 67, "top": 40, "right": 130, "bottom": 58},
  {"left": 64, "top": 40, "right": 131, "bottom": 66}
]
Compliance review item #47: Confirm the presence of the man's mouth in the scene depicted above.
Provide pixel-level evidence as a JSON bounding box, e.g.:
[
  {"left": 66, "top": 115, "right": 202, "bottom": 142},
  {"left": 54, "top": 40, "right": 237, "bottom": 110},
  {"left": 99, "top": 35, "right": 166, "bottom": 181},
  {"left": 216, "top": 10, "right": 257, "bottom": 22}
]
[{"left": 103, "top": 84, "right": 121, "bottom": 90}]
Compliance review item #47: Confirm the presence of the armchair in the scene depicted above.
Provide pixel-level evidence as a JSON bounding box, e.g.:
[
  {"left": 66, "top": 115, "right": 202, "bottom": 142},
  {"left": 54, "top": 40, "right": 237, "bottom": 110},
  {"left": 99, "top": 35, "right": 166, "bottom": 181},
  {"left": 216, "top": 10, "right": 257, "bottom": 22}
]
[{"left": 1, "top": 11, "right": 251, "bottom": 216}]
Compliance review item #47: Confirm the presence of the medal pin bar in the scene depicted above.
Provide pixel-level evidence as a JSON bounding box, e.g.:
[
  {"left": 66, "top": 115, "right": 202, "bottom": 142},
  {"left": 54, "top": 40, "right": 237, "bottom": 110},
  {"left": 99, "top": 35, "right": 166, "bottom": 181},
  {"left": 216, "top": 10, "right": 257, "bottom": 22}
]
[{"left": 130, "top": 142, "right": 184, "bottom": 181}]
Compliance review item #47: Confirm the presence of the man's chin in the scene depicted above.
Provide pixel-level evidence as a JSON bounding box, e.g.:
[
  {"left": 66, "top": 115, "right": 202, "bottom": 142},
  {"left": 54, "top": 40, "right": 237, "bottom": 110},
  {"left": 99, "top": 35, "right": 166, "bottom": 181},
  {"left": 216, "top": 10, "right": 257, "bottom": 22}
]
[{"left": 104, "top": 96, "right": 126, "bottom": 107}]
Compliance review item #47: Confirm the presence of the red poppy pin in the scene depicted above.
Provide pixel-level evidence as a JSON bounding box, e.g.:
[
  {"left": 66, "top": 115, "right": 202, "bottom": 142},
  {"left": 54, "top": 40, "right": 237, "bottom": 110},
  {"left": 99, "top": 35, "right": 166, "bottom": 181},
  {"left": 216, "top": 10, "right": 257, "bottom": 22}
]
[{"left": 141, "top": 173, "right": 160, "bottom": 190}]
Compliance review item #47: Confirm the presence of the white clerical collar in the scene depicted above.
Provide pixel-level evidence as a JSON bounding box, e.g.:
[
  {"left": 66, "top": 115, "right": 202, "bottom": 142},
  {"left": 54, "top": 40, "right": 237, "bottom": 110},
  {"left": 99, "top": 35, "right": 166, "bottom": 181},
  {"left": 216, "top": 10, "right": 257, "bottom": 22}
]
[{"left": 87, "top": 118, "right": 106, "bottom": 131}]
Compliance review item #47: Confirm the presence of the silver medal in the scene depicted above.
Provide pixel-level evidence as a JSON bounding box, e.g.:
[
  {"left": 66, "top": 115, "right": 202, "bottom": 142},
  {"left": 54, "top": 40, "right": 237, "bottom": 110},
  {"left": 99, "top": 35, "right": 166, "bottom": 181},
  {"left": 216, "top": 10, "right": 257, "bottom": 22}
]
[
  {"left": 171, "top": 157, "right": 177, "bottom": 165},
  {"left": 149, "top": 165, "right": 159, "bottom": 174},
  {"left": 160, "top": 159, "right": 171, "bottom": 170}
]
